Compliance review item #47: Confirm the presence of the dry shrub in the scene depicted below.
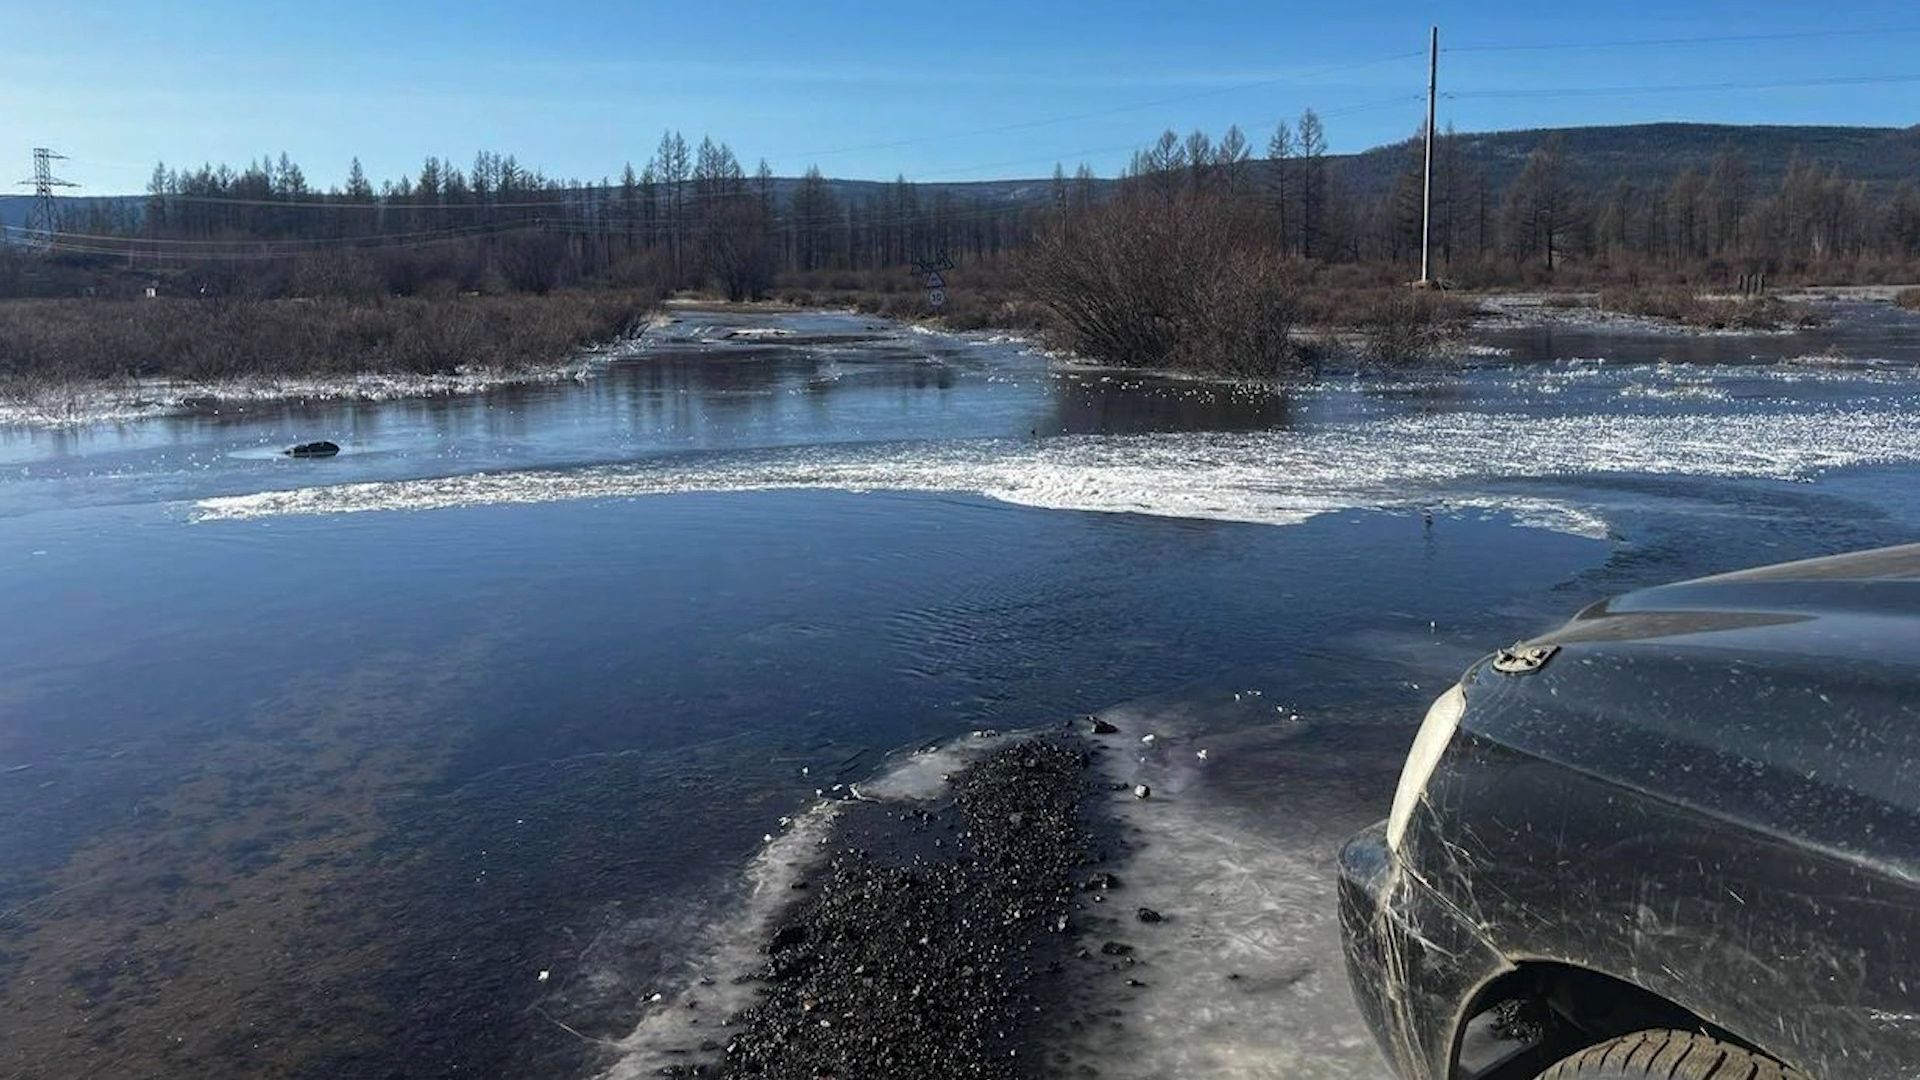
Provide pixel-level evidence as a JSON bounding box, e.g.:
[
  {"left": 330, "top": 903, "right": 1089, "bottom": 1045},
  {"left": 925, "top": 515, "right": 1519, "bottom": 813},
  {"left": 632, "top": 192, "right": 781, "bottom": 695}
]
[
  {"left": 1355, "top": 291, "right": 1461, "bottom": 365},
  {"left": 1596, "top": 286, "right": 1822, "bottom": 330},
  {"left": 1896, "top": 287, "right": 1920, "bottom": 311},
  {"left": 1024, "top": 191, "right": 1303, "bottom": 376}
]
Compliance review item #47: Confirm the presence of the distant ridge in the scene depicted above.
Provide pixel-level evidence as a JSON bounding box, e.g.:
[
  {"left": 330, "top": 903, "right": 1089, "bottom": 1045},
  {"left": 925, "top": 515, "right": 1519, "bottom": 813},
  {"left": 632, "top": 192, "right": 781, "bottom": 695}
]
[{"left": 1332, "top": 122, "right": 1920, "bottom": 199}]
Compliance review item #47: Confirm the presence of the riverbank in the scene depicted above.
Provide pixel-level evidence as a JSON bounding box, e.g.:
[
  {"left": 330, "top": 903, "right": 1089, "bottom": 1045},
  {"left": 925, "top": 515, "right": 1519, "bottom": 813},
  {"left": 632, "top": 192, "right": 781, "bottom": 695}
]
[
  {"left": 771, "top": 271, "right": 1863, "bottom": 376},
  {"left": 0, "top": 290, "right": 662, "bottom": 424}
]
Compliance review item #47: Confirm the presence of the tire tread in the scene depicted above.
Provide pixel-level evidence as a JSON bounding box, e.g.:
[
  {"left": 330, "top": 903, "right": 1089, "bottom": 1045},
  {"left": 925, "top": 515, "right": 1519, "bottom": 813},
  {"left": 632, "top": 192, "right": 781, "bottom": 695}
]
[{"left": 1539, "top": 1030, "right": 1797, "bottom": 1080}]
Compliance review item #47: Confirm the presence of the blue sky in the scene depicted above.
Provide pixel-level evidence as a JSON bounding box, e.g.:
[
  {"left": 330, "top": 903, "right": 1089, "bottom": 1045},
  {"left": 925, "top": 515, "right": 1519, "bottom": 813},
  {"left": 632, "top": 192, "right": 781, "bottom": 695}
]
[{"left": 5, "top": 0, "right": 1917, "bottom": 194}]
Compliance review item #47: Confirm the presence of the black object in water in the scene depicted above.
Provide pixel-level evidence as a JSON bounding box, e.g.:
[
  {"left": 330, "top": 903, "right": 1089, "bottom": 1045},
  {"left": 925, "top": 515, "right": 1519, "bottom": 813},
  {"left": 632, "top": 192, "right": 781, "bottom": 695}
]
[{"left": 285, "top": 441, "right": 340, "bottom": 458}]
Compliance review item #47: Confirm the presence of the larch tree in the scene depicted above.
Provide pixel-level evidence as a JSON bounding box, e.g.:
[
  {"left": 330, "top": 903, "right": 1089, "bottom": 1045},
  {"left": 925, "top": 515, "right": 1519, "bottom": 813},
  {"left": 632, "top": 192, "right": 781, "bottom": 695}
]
[
  {"left": 1297, "top": 109, "right": 1327, "bottom": 258},
  {"left": 1500, "top": 135, "right": 1574, "bottom": 271},
  {"left": 1267, "top": 120, "right": 1295, "bottom": 255}
]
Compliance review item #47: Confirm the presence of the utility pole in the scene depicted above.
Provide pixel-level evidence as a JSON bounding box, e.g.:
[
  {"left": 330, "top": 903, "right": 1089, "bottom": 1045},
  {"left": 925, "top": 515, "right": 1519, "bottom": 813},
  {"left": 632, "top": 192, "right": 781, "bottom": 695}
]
[
  {"left": 1417, "top": 26, "right": 1438, "bottom": 287},
  {"left": 18, "top": 148, "right": 78, "bottom": 253}
]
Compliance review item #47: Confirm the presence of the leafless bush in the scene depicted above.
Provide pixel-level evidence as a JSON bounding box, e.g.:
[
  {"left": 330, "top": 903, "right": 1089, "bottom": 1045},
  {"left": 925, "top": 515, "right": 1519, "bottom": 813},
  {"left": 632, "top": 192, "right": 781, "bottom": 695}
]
[
  {"left": 1896, "top": 287, "right": 1920, "bottom": 312},
  {"left": 1024, "top": 191, "right": 1305, "bottom": 375},
  {"left": 291, "top": 252, "right": 386, "bottom": 302},
  {"left": 774, "top": 260, "right": 1054, "bottom": 335},
  {"left": 1596, "top": 286, "right": 1822, "bottom": 330},
  {"left": 1354, "top": 291, "right": 1462, "bottom": 365},
  {"left": 495, "top": 233, "right": 577, "bottom": 295}
]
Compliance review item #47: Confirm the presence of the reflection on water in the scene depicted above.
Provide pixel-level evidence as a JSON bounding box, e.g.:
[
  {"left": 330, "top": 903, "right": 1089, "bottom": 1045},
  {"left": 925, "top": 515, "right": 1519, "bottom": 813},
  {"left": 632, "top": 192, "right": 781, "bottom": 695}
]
[{"left": 2, "top": 303, "right": 1920, "bottom": 1078}]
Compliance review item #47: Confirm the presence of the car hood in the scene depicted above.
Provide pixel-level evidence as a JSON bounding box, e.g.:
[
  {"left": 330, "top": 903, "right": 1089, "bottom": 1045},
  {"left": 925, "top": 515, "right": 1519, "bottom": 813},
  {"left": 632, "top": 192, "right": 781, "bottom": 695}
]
[{"left": 1460, "top": 543, "right": 1920, "bottom": 881}]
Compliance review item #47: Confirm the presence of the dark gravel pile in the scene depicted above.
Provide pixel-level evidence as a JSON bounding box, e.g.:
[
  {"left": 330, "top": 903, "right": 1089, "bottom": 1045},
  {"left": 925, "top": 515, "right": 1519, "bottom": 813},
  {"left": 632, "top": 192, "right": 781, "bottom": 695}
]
[{"left": 715, "top": 736, "right": 1102, "bottom": 1079}]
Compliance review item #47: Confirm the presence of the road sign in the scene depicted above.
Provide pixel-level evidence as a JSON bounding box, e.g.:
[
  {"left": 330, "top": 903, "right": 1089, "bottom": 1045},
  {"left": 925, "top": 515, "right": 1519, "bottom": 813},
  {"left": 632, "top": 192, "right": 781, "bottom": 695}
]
[{"left": 913, "top": 252, "right": 954, "bottom": 310}]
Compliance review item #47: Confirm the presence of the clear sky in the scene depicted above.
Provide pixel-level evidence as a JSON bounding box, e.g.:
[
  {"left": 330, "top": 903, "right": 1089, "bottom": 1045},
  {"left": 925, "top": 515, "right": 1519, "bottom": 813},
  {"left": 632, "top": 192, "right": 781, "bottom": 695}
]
[{"left": 5, "top": 0, "right": 1917, "bottom": 194}]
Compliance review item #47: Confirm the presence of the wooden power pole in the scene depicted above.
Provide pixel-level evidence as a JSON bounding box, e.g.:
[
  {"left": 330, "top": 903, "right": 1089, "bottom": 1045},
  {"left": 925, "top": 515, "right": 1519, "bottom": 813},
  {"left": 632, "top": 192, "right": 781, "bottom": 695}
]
[{"left": 1418, "top": 25, "right": 1438, "bottom": 287}]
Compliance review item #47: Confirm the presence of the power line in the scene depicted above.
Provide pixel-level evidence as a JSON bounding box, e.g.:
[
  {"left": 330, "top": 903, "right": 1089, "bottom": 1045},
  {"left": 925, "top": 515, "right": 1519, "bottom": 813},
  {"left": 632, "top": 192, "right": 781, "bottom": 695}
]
[
  {"left": 1446, "top": 72, "right": 1920, "bottom": 100},
  {"left": 1446, "top": 25, "right": 1920, "bottom": 53},
  {"left": 770, "top": 50, "right": 1424, "bottom": 164},
  {"left": 3, "top": 221, "right": 549, "bottom": 260},
  {"left": 36, "top": 219, "right": 525, "bottom": 248},
  {"left": 911, "top": 94, "right": 1424, "bottom": 182}
]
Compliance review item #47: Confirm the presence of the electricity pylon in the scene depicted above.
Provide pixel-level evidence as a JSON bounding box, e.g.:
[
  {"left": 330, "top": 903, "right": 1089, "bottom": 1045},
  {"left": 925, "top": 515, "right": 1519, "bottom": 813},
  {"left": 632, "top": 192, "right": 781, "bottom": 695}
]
[{"left": 18, "top": 148, "right": 78, "bottom": 252}]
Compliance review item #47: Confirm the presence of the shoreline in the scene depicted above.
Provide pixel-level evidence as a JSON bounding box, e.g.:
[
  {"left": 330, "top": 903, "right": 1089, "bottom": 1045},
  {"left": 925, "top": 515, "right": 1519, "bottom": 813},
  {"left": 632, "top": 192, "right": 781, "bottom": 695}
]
[
  {"left": 5, "top": 290, "right": 1910, "bottom": 429},
  {"left": 0, "top": 333, "right": 656, "bottom": 428}
]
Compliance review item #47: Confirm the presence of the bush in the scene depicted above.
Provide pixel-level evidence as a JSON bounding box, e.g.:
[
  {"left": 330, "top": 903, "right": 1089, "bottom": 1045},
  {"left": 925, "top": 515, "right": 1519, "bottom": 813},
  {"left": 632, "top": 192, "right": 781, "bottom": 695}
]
[
  {"left": 1024, "top": 191, "right": 1305, "bottom": 376},
  {"left": 1896, "top": 287, "right": 1920, "bottom": 311},
  {"left": 1355, "top": 291, "right": 1458, "bottom": 365},
  {"left": 1596, "top": 286, "right": 1822, "bottom": 330}
]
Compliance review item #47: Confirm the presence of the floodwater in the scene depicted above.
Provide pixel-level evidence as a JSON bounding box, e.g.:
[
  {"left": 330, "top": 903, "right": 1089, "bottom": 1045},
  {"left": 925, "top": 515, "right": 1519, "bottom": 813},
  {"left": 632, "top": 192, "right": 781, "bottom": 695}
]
[{"left": 3, "top": 303, "right": 1920, "bottom": 1079}]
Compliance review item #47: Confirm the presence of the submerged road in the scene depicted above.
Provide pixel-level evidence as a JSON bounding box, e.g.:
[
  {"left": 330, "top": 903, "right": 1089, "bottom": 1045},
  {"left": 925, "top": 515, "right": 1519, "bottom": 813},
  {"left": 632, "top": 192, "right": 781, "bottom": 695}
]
[{"left": 2, "top": 304, "right": 1920, "bottom": 1078}]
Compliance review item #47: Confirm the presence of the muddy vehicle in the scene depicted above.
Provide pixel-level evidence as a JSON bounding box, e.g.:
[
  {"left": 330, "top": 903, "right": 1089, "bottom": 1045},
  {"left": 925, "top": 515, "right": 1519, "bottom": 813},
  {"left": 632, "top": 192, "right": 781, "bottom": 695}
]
[{"left": 1339, "top": 544, "right": 1920, "bottom": 1080}]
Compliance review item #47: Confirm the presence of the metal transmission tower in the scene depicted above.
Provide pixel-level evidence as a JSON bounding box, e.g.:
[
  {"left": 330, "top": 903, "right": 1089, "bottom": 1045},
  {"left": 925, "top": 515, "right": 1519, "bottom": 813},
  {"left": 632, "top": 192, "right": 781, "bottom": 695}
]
[{"left": 18, "top": 148, "right": 78, "bottom": 251}]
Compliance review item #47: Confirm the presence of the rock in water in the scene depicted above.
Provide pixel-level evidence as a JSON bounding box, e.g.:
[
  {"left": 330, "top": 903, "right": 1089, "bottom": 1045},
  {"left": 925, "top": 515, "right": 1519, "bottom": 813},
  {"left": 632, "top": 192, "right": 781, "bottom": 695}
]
[
  {"left": 1132, "top": 784, "right": 1152, "bottom": 799},
  {"left": 1136, "top": 907, "right": 1164, "bottom": 924},
  {"left": 1088, "top": 716, "right": 1119, "bottom": 735},
  {"left": 284, "top": 440, "right": 340, "bottom": 458}
]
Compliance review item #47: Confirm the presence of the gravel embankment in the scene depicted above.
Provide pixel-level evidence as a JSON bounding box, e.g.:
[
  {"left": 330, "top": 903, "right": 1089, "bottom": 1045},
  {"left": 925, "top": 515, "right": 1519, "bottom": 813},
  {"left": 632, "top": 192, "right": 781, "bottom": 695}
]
[{"left": 713, "top": 735, "right": 1122, "bottom": 1079}]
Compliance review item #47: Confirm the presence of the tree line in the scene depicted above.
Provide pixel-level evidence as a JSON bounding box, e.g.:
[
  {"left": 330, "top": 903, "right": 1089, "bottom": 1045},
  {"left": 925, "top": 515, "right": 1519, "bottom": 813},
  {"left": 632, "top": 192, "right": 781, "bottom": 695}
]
[{"left": 33, "top": 114, "right": 1920, "bottom": 304}]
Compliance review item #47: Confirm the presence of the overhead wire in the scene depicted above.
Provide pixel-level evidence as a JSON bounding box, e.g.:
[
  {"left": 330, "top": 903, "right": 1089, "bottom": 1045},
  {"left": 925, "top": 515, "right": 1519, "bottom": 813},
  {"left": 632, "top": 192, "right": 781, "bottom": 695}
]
[
  {"left": 771, "top": 49, "right": 1424, "bottom": 162},
  {"left": 24, "top": 21, "right": 1916, "bottom": 261},
  {"left": 1445, "top": 25, "right": 1920, "bottom": 53},
  {"left": 1446, "top": 72, "right": 1920, "bottom": 100}
]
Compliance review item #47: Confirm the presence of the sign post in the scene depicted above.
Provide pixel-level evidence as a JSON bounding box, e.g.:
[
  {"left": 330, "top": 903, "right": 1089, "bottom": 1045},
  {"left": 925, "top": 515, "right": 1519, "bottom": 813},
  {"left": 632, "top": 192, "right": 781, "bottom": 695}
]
[{"left": 912, "top": 251, "right": 955, "bottom": 311}]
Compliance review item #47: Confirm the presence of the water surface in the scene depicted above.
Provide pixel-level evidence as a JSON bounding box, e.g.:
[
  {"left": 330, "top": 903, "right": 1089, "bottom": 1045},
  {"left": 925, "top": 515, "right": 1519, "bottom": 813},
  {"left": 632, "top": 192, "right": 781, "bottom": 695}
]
[{"left": 3, "top": 304, "right": 1919, "bottom": 1078}]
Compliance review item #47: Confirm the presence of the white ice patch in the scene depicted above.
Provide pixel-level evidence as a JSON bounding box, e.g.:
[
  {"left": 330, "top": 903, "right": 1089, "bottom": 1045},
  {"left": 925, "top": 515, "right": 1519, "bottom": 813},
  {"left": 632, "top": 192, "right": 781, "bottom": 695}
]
[
  {"left": 853, "top": 731, "right": 1019, "bottom": 801},
  {"left": 1069, "top": 706, "right": 1380, "bottom": 1080},
  {"left": 595, "top": 801, "right": 843, "bottom": 1077},
  {"left": 197, "top": 401, "right": 1920, "bottom": 538}
]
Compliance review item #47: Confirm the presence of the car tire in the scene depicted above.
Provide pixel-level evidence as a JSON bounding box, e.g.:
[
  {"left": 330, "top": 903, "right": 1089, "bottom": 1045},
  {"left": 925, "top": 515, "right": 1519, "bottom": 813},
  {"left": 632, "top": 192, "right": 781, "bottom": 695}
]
[{"left": 1539, "top": 1030, "right": 1799, "bottom": 1080}]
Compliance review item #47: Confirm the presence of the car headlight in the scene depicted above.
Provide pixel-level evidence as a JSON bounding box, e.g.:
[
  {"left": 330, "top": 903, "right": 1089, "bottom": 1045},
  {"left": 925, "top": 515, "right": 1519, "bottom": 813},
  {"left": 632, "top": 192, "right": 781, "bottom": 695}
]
[{"left": 1386, "top": 683, "right": 1466, "bottom": 853}]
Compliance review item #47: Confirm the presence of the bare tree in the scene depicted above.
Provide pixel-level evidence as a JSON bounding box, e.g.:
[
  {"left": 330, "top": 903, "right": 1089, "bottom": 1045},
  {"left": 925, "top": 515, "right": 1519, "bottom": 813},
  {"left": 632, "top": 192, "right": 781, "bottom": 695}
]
[
  {"left": 1500, "top": 134, "right": 1576, "bottom": 271},
  {"left": 1705, "top": 140, "right": 1750, "bottom": 255},
  {"left": 1215, "top": 125, "right": 1251, "bottom": 193},
  {"left": 656, "top": 130, "right": 691, "bottom": 279},
  {"left": 1297, "top": 110, "right": 1327, "bottom": 258},
  {"left": 1267, "top": 121, "right": 1295, "bottom": 255},
  {"left": 1184, "top": 129, "right": 1215, "bottom": 190}
]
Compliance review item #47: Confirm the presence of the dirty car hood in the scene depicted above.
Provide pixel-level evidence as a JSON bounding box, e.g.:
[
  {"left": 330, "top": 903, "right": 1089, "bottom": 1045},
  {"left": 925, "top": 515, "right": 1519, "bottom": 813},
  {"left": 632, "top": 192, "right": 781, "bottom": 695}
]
[{"left": 1463, "top": 542, "right": 1920, "bottom": 882}]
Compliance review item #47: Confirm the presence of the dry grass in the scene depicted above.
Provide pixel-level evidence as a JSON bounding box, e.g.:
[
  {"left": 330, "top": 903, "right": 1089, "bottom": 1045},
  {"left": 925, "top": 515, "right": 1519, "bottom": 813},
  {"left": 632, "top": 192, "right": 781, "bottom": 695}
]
[
  {"left": 1594, "top": 286, "right": 1823, "bottom": 330},
  {"left": 0, "top": 291, "right": 658, "bottom": 388},
  {"left": 774, "top": 264, "right": 1057, "bottom": 335},
  {"left": 1896, "top": 287, "right": 1920, "bottom": 311}
]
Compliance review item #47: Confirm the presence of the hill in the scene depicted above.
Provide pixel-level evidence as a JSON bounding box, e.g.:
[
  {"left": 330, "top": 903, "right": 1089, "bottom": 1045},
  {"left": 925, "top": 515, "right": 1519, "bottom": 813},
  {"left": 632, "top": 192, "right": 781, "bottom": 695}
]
[{"left": 1331, "top": 122, "right": 1920, "bottom": 200}]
